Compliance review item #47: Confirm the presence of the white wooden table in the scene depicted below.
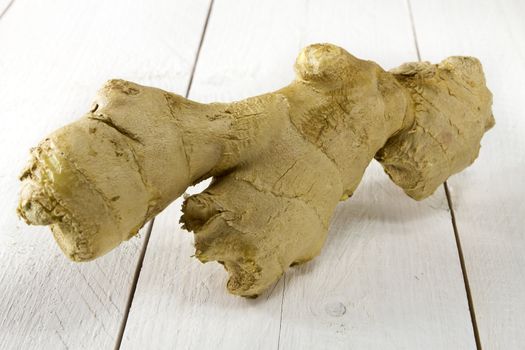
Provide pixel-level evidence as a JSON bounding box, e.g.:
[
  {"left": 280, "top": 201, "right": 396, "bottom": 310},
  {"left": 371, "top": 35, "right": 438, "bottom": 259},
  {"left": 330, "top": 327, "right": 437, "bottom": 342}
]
[{"left": 1, "top": 0, "right": 523, "bottom": 349}]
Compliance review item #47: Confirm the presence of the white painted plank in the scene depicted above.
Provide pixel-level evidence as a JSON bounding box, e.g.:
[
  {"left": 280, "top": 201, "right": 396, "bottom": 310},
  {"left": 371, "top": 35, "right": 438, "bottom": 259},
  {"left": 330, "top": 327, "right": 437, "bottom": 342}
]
[
  {"left": 0, "top": 0, "right": 210, "bottom": 348},
  {"left": 124, "top": 1, "right": 475, "bottom": 349},
  {"left": 411, "top": 1, "right": 525, "bottom": 348},
  {"left": 266, "top": 1, "right": 475, "bottom": 348}
]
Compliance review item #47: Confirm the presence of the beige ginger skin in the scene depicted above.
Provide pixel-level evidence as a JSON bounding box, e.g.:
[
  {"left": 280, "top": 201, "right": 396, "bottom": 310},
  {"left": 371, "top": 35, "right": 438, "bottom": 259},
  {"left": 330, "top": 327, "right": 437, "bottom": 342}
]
[{"left": 18, "top": 44, "right": 494, "bottom": 297}]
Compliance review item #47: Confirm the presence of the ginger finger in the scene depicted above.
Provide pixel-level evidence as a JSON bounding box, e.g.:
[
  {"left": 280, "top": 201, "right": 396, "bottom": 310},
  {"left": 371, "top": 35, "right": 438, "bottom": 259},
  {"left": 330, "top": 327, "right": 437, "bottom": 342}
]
[{"left": 18, "top": 83, "right": 286, "bottom": 260}]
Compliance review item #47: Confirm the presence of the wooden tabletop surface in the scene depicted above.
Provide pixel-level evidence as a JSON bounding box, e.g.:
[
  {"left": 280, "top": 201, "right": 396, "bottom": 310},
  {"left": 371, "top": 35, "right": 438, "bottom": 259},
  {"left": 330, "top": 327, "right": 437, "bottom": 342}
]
[{"left": 1, "top": 0, "right": 523, "bottom": 349}]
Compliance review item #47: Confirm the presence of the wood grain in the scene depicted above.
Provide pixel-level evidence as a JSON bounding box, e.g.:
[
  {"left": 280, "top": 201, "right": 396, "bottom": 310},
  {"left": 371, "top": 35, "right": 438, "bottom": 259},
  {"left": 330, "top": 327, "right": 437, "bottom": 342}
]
[
  {"left": 0, "top": 0, "right": 210, "bottom": 348},
  {"left": 123, "top": 0, "right": 475, "bottom": 349},
  {"left": 411, "top": 1, "right": 525, "bottom": 349}
]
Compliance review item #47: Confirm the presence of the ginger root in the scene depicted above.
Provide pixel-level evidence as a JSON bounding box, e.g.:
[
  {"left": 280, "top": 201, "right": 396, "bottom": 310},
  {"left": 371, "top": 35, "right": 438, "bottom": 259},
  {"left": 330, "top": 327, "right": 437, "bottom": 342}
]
[{"left": 18, "top": 44, "right": 494, "bottom": 297}]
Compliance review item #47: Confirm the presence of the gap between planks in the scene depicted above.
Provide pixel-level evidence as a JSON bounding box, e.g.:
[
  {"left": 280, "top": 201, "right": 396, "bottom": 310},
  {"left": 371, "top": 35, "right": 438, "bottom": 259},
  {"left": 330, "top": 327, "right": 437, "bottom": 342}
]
[
  {"left": 0, "top": 0, "right": 15, "bottom": 20},
  {"left": 444, "top": 183, "right": 482, "bottom": 350},
  {"left": 406, "top": 0, "right": 482, "bottom": 348},
  {"left": 114, "top": 219, "right": 155, "bottom": 350},
  {"left": 113, "top": 1, "right": 215, "bottom": 349},
  {"left": 276, "top": 277, "right": 286, "bottom": 350}
]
